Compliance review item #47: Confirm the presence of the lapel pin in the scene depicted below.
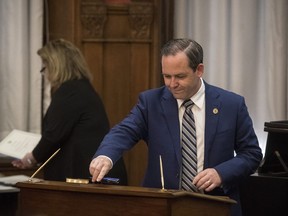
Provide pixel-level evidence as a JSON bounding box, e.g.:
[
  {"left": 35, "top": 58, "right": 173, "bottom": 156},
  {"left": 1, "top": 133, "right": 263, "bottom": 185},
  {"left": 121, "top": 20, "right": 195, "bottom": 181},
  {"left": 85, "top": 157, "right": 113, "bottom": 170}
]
[{"left": 213, "top": 108, "right": 218, "bottom": 114}]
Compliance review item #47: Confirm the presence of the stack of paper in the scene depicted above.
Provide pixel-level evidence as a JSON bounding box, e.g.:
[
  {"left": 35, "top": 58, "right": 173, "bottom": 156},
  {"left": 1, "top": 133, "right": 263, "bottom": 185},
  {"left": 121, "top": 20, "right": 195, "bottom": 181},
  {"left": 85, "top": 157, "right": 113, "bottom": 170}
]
[
  {"left": 0, "top": 129, "right": 41, "bottom": 159},
  {"left": 0, "top": 174, "right": 30, "bottom": 186}
]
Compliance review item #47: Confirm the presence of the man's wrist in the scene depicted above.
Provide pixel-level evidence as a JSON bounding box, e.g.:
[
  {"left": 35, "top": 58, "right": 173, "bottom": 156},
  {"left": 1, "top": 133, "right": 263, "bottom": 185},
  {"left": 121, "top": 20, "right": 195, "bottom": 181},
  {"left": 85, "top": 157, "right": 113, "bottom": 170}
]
[{"left": 97, "top": 155, "right": 113, "bottom": 167}]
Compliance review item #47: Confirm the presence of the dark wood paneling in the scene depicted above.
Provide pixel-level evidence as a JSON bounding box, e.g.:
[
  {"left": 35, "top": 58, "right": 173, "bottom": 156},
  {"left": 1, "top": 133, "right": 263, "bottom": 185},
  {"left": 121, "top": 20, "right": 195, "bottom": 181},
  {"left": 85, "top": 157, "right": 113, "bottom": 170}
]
[{"left": 46, "top": 0, "right": 174, "bottom": 186}]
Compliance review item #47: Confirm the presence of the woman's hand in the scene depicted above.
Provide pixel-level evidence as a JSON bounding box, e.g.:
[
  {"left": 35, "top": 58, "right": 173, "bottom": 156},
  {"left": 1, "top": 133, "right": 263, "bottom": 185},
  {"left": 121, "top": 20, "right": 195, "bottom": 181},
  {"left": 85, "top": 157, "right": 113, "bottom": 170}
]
[{"left": 12, "top": 152, "right": 37, "bottom": 169}]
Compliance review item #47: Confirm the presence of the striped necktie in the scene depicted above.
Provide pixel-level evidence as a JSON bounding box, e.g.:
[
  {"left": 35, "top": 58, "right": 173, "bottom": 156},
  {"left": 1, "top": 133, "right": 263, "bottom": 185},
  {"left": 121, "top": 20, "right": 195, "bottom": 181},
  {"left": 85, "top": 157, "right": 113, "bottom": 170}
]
[{"left": 181, "top": 99, "right": 198, "bottom": 192}]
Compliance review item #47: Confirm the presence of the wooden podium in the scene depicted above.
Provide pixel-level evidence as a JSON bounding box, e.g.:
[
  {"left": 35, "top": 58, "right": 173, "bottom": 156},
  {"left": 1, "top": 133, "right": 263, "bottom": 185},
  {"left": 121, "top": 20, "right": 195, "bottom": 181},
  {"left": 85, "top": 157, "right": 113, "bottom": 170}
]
[{"left": 16, "top": 180, "right": 236, "bottom": 216}]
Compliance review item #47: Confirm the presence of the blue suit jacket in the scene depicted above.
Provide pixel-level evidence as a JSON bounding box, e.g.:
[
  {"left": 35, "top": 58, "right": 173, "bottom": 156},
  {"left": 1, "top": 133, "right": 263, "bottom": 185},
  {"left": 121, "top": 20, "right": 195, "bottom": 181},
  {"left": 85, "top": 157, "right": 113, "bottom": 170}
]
[{"left": 95, "top": 81, "right": 263, "bottom": 216}]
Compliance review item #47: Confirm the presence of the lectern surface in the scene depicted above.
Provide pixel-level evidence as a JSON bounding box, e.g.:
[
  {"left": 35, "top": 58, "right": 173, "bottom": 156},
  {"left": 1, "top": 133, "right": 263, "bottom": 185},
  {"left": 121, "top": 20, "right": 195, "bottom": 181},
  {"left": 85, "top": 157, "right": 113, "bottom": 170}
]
[{"left": 16, "top": 180, "right": 236, "bottom": 216}]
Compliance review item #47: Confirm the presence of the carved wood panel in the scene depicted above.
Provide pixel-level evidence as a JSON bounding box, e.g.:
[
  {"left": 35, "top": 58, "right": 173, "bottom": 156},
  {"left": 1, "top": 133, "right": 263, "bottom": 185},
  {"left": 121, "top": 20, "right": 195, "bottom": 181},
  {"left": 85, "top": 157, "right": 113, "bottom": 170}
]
[{"left": 47, "top": 0, "right": 174, "bottom": 186}]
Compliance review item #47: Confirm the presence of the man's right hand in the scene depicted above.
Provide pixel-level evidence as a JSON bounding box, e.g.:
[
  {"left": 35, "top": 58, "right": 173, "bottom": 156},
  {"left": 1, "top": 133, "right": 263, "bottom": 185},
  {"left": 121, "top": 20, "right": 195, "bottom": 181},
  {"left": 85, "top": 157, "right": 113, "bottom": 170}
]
[{"left": 89, "top": 156, "right": 113, "bottom": 182}]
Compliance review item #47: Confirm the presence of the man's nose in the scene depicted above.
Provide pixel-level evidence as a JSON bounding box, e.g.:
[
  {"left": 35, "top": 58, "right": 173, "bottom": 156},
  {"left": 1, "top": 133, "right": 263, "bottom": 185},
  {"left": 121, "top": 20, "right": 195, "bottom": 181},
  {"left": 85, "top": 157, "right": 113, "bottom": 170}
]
[{"left": 169, "top": 77, "right": 178, "bottom": 88}]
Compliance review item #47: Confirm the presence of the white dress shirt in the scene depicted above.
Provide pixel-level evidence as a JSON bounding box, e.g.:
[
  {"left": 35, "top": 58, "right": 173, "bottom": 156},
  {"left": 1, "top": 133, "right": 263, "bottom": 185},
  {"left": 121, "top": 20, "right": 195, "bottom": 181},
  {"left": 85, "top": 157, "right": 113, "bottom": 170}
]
[{"left": 177, "top": 78, "right": 206, "bottom": 173}]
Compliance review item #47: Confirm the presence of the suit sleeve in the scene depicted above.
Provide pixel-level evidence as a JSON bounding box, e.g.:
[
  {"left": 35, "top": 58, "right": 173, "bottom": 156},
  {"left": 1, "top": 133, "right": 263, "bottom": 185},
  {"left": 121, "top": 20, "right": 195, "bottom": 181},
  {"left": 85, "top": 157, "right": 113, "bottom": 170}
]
[
  {"left": 213, "top": 97, "right": 263, "bottom": 186},
  {"left": 94, "top": 92, "right": 149, "bottom": 164}
]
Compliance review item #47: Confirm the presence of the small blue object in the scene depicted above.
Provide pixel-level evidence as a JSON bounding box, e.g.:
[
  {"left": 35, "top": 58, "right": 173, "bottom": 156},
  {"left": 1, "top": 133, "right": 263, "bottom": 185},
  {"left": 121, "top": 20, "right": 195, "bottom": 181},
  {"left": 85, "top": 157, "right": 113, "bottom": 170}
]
[{"left": 89, "top": 176, "right": 120, "bottom": 185}]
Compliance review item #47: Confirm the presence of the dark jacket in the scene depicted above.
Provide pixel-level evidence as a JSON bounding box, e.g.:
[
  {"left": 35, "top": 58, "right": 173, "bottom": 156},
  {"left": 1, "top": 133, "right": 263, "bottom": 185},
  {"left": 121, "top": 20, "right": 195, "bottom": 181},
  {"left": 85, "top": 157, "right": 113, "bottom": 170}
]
[{"left": 33, "top": 78, "right": 127, "bottom": 185}]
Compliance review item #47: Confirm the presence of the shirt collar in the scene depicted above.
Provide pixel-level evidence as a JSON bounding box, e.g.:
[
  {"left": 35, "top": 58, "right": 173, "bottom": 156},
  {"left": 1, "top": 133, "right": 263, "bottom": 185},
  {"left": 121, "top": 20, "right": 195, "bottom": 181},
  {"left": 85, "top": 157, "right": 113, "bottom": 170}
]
[{"left": 177, "top": 78, "right": 205, "bottom": 109}]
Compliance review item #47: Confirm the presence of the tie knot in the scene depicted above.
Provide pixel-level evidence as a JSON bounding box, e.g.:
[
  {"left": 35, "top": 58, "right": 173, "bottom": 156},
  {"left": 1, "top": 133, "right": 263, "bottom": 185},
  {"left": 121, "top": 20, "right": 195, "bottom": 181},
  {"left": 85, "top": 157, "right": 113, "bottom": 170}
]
[{"left": 182, "top": 99, "right": 194, "bottom": 109}]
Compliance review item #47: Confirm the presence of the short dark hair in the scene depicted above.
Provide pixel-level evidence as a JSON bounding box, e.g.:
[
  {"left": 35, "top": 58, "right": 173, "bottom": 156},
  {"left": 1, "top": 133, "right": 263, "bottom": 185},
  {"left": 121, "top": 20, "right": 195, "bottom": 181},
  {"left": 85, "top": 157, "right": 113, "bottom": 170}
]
[{"left": 161, "top": 38, "right": 203, "bottom": 71}]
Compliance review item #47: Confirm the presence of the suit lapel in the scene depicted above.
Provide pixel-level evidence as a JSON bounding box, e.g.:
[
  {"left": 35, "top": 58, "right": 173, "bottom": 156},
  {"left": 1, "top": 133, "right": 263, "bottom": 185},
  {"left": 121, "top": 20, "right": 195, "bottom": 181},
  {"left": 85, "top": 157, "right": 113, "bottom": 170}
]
[
  {"left": 160, "top": 83, "right": 222, "bottom": 169},
  {"left": 204, "top": 83, "right": 221, "bottom": 167},
  {"left": 161, "top": 89, "right": 182, "bottom": 167}
]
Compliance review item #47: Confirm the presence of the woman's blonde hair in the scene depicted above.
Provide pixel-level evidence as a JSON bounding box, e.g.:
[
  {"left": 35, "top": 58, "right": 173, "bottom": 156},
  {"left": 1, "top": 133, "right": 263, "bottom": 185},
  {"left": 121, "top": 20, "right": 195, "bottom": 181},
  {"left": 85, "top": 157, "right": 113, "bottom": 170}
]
[{"left": 37, "top": 39, "right": 92, "bottom": 90}]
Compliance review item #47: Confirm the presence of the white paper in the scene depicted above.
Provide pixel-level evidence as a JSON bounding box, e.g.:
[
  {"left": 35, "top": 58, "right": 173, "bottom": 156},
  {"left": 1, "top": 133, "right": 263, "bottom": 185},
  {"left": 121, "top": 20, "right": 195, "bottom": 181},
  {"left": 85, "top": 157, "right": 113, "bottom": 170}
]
[
  {"left": 0, "top": 129, "right": 41, "bottom": 159},
  {"left": 0, "top": 185, "right": 19, "bottom": 192},
  {"left": 0, "top": 174, "right": 30, "bottom": 185}
]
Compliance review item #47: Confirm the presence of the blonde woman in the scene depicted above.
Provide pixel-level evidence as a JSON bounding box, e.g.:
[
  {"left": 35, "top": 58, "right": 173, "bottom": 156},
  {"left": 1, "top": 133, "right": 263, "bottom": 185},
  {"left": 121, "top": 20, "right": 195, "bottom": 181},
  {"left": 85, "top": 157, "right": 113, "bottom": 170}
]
[{"left": 13, "top": 39, "right": 127, "bottom": 184}]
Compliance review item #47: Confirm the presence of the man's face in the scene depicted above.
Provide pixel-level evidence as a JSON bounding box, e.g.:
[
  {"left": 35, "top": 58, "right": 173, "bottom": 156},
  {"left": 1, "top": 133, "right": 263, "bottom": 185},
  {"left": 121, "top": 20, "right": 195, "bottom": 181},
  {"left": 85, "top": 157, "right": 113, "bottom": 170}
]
[{"left": 161, "top": 52, "right": 204, "bottom": 100}]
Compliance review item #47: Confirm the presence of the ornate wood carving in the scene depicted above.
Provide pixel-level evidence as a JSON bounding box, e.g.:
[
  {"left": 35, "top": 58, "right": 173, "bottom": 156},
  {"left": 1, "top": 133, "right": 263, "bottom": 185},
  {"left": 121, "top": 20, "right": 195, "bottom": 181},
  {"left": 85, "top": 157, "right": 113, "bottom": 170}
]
[
  {"left": 129, "top": 3, "right": 153, "bottom": 39},
  {"left": 47, "top": 0, "right": 174, "bottom": 186},
  {"left": 81, "top": 2, "right": 107, "bottom": 38}
]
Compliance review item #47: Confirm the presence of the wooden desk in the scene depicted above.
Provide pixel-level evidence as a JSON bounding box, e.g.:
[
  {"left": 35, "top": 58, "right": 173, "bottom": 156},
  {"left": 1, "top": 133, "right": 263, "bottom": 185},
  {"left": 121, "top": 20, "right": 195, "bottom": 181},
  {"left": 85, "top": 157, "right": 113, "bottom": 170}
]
[
  {"left": 0, "top": 156, "right": 42, "bottom": 216},
  {"left": 17, "top": 180, "right": 236, "bottom": 216}
]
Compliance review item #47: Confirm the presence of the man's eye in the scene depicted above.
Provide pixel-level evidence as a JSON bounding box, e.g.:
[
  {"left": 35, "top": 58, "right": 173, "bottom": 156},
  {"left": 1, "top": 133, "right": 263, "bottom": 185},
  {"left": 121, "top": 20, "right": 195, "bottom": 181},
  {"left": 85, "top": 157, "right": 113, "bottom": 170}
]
[
  {"left": 176, "top": 75, "right": 186, "bottom": 79},
  {"left": 163, "top": 75, "right": 171, "bottom": 78}
]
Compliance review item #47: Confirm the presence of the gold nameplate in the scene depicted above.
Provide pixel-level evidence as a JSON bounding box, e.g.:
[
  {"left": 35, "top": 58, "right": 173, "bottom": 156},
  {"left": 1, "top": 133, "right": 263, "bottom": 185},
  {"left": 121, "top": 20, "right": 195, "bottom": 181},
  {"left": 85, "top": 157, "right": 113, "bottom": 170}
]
[{"left": 66, "top": 178, "right": 89, "bottom": 184}]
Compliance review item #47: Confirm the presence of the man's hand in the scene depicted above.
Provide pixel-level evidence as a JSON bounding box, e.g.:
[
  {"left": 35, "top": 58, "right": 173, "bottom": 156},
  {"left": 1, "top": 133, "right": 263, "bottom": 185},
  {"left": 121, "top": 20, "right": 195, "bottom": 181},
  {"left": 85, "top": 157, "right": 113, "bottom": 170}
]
[
  {"left": 193, "top": 168, "right": 222, "bottom": 192},
  {"left": 89, "top": 156, "right": 113, "bottom": 182}
]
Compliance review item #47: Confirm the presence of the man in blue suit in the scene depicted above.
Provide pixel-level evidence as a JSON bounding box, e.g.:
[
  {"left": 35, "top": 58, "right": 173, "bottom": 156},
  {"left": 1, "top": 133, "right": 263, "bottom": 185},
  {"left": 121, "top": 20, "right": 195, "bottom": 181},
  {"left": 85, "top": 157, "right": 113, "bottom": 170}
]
[{"left": 89, "top": 38, "right": 263, "bottom": 216}]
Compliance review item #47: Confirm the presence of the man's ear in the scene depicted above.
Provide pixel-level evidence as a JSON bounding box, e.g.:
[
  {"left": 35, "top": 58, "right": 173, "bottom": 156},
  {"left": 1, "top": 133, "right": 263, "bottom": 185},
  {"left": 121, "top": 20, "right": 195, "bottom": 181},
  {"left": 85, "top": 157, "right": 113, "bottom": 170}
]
[{"left": 196, "top": 63, "right": 204, "bottom": 77}]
